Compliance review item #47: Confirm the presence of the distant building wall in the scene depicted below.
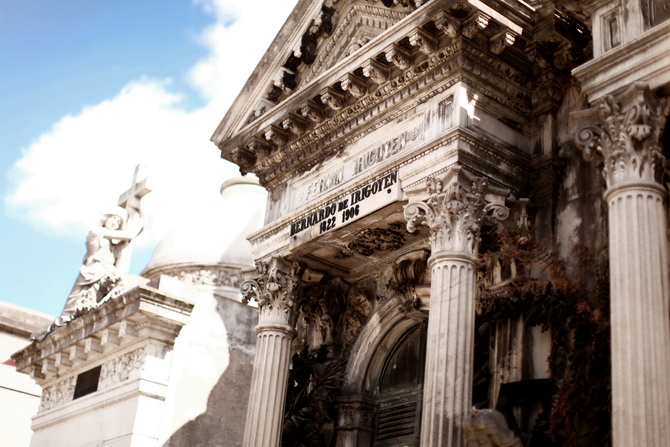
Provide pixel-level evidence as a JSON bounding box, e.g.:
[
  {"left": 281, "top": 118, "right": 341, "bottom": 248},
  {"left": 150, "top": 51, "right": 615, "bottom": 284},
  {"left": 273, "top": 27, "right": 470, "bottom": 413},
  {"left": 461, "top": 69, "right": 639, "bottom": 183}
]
[{"left": 0, "top": 302, "right": 52, "bottom": 447}]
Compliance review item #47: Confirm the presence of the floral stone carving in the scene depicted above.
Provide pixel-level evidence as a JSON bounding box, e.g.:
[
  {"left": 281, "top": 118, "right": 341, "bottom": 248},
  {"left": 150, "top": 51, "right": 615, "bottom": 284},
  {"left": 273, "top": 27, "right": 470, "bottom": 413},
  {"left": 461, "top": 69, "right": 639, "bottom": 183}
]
[
  {"left": 240, "top": 256, "right": 305, "bottom": 327},
  {"left": 340, "top": 223, "right": 405, "bottom": 257},
  {"left": 404, "top": 166, "right": 510, "bottom": 256},
  {"left": 574, "top": 82, "right": 670, "bottom": 188}
]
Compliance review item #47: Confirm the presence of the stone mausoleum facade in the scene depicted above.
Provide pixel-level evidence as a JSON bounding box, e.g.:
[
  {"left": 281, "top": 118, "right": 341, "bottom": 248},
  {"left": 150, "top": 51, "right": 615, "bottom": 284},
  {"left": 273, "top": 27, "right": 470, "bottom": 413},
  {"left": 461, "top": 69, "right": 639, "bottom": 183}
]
[
  {"left": 12, "top": 1, "right": 670, "bottom": 447},
  {"left": 211, "top": 1, "right": 670, "bottom": 447}
]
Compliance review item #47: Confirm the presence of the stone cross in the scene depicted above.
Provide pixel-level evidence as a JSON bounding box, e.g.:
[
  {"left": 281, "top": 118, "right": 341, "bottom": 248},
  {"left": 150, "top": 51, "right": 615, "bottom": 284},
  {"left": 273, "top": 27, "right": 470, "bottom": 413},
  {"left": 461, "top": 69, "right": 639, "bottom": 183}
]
[
  {"left": 115, "top": 164, "right": 151, "bottom": 272},
  {"left": 118, "top": 164, "right": 151, "bottom": 215}
]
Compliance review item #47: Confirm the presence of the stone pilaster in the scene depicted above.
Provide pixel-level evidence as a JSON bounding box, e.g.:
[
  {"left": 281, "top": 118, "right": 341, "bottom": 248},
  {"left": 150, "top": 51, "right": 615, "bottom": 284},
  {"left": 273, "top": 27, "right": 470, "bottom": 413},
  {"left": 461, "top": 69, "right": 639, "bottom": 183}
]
[
  {"left": 240, "top": 256, "right": 303, "bottom": 447},
  {"left": 574, "top": 82, "right": 670, "bottom": 447},
  {"left": 404, "top": 167, "right": 509, "bottom": 447}
]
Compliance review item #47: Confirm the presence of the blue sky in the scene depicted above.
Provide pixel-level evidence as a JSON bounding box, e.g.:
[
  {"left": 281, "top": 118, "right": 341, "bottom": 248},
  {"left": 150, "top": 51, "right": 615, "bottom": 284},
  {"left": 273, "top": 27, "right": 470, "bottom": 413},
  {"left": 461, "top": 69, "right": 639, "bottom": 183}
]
[{"left": 1, "top": 0, "right": 296, "bottom": 317}]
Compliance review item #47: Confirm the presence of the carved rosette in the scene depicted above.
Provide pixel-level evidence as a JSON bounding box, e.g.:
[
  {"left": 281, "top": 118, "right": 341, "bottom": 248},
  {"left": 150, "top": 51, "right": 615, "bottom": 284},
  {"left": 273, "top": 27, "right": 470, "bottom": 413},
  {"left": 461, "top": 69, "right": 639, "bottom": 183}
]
[
  {"left": 574, "top": 83, "right": 670, "bottom": 189},
  {"left": 404, "top": 167, "right": 509, "bottom": 256},
  {"left": 241, "top": 256, "right": 304, "bottom": 328}
]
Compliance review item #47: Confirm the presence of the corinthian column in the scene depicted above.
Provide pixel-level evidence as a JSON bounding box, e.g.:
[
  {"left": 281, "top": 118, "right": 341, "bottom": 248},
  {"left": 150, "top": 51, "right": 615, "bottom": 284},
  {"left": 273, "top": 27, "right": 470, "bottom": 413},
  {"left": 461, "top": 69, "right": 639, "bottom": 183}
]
[
  {"left": 574, "top": 82, "right": 670, "bottom": 447},
  {"left": 240, "top": 256, "right": 303, "bottom": 447},
  {"left": 404, "top": 166, "right": 509, "bottom": 447}
]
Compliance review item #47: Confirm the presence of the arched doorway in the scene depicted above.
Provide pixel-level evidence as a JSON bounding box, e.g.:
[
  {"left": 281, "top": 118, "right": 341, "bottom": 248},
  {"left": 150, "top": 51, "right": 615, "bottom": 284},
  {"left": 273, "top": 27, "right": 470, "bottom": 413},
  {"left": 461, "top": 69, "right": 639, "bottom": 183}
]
[{"left": 372, "top": 323, "right": 427, "bottom": 446}]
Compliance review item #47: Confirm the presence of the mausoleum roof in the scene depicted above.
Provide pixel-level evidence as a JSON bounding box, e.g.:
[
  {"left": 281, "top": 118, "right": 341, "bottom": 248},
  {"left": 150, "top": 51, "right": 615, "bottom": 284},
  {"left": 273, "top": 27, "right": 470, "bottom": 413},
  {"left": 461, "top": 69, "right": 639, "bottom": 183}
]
[{"left": 142, "top": 177, "right": 267, "bottom": 276}]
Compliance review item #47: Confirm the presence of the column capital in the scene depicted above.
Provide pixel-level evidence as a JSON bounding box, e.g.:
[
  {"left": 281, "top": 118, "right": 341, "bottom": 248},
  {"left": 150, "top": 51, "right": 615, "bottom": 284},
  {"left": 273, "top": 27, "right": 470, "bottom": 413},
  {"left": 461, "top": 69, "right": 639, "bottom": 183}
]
[
  {"left": 241, "top": 256, "right": 304, "bottom": 328},
  {"left": 403, "top": 166, "right": 509, "bottom": 256},
  {"left": 574, "top": 82, "right": 670, "bottom": 188}
]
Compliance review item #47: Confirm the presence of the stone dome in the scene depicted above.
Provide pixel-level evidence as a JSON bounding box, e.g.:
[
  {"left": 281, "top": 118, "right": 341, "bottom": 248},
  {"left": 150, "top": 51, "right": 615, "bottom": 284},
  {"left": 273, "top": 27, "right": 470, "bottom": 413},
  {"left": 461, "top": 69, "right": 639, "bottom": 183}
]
[{"left": 142, "top": 177, "right": 267, "bottom": 279}]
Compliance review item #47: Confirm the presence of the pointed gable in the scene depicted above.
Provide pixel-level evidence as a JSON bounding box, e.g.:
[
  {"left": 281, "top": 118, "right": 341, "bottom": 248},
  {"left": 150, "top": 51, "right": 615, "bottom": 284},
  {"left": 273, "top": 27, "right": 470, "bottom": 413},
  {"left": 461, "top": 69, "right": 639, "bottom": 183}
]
[
  {"left": 297, "top": 2, "right": 410, "bottom": 88},
  {"left": 211, "top": 0, "right": 416, "bottom": 147}
]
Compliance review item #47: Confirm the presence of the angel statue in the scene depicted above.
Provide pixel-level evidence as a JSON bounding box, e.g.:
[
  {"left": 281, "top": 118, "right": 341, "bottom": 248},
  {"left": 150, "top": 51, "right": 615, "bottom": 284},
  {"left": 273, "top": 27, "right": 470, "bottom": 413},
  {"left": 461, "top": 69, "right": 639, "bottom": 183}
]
[
  {"left": 56, "top": 205, "right": 144, "bottom": 324},
  {"left": 32, "top": 165, "right": 150, "bottom": 341}
]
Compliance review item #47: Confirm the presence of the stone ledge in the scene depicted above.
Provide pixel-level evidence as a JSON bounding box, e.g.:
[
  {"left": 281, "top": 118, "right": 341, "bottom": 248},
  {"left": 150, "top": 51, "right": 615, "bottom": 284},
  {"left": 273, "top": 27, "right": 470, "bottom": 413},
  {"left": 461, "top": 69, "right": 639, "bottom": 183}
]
[{"left": 11, "top": 285, "right": 193, "bottom": 384}]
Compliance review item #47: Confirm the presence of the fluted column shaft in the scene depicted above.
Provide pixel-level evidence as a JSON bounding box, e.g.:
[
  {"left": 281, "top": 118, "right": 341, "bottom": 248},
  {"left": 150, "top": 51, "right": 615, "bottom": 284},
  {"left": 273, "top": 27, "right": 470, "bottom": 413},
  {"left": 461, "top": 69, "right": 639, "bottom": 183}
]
[
  {"left": 240, "top": 257, "right": 302, "bottom": 447},
  {"left": 404, "top": 166, "right": 509, "bottom": 447},
  {"left": 573, "top": 83, "right": 670, "bottom": 447},
  {"left": 243, "top": 324, "right": 296, "bottom": 447},
  {"left": 607, "top": 183, "right": 670, "bottom": 446},
  {"left": 422, "top": 253, "right": 477, "bottom": 446}
]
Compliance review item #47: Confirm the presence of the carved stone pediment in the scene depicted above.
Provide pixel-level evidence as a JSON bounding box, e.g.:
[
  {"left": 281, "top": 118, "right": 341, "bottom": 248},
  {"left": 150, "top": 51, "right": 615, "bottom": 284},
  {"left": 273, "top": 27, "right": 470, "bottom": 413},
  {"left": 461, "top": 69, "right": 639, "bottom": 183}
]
[
  {"left": 213, "top": 0, "right": 589, "bottom": 189},
  {"left": 298, "top": 2, "right": 410, "bottom": 88}
]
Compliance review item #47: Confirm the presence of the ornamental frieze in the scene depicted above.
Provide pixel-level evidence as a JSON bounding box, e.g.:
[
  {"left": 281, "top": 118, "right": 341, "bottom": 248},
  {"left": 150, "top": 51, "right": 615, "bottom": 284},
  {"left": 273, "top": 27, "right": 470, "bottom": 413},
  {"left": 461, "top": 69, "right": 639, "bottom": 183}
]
[
  {"left": 152, "top": 266, "right": 244, "bottom": 288},
  {"left": 98, "top": 348, "right": 147, "bottom": 391},
  {"left": 39, "top": 376, "right": 76, "bottom": 412}
]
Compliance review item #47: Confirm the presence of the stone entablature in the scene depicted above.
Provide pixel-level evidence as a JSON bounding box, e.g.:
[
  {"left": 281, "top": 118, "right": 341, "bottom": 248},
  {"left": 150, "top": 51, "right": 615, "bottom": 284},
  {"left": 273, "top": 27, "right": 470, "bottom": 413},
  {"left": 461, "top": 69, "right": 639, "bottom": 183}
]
[
  {"left": 12, "top": 286, "right": 192, "bottom": 393},
  {"left": 574, "top": 0, "right": 670, "bottom": 101},
  {"left": 242, "top": 129, "right": 530, "bottom": 266}
]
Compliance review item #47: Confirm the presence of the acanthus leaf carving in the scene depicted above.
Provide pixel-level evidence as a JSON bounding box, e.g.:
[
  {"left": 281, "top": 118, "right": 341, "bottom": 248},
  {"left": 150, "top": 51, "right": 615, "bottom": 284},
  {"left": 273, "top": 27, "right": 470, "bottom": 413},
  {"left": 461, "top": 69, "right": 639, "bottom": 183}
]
[
  {"left": 273, "top": 68, "right": 298, "bottom": 95},
  {"left": 340, "top": 73, "right": 368, "bottom": 98},
  {"left": 342, "top": 284, "right": 373, "bottom": 348},
  {"left": 462, "top": 12, "right": 489, "bottom": 38},
  {"left": 574, "top": 83, "right": 670, "bottom": 188},
  {"left": 231, "top": 147, "right": 256, "bottom": 171},
  {"left": 385, "top": 43, "right": 412, "bottom": 70},
  {"left": 300, "top": 101, "right": 326, "bottom": 123},
  {"left": 409, "top": 28, "right": 438, "bottom": 54},
  {"left": 247, "top": 137, "right": 272, "bottom": 158},
  {"left": 490, "top": 30, "right": 516, "bottom": 55},
  {"left": 320, "top": 87, "right": 346, "bottom": 111},
  {"left": 434, "top": 10, "right": 458, "bottom": 38},
  {"left": 389, "top": 249, "right": 431, "bottom": 315},
  {"left": 361, "top": 59, "right": 390, "bottom": 85},
  {"left": 404, "top": 166, "right": 509, "bottom": 255},
  {"left": 241, "top": 256, "right": 305, "bottom": 327},
  {"left": 282, "top": 115, "right": 307, "bottom": 135},
  {"left": 264, "top": 125, "right": 289, "bottom": 147}
]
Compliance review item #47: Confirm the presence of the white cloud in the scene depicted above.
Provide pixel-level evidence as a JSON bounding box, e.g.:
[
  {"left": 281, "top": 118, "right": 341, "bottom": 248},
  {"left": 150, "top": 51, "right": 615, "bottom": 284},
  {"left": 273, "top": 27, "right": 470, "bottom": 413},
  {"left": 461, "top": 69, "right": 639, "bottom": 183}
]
[{"left": 5, "top": 0, "right": 297, "bottom": 246}]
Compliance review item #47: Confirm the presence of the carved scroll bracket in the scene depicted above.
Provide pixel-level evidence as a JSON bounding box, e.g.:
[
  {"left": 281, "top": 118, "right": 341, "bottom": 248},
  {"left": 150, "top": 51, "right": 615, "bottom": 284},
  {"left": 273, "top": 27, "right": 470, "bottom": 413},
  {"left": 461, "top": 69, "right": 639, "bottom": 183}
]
[
  {"left": 573, "top": 82, "right": 670, "bottom": 190},
  {"left": 403, "top": 166, "right": 510, "bottom": 256},
  {"left": 240, "top": 256, "right": 305, "bottom": 329},
  {"left": 389, "top": 249, "right": 431, "bottom": 316}
]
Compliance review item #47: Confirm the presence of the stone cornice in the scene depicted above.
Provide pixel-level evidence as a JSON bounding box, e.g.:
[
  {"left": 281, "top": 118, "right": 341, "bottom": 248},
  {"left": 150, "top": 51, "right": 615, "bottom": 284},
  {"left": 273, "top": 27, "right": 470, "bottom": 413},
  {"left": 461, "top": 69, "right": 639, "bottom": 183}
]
[
  {"left": 244, "top": 128, "right": 528, "bottom": 257},
  {"left": 572, "top": 18, "right": 670, "bottom": 101},
  {"left": 212, "top": 0, "right": 544, "bottom": 188},
  {"left": 12, "top": 285, "right": 192, "bottom": 385}
]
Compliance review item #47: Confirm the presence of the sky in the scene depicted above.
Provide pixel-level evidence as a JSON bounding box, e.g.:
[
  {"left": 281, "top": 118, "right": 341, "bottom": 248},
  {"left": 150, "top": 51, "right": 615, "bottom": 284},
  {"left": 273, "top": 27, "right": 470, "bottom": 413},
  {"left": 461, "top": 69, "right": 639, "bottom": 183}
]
[{"left": 1, "top": 0, "right": 297, "bottom": 317}]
